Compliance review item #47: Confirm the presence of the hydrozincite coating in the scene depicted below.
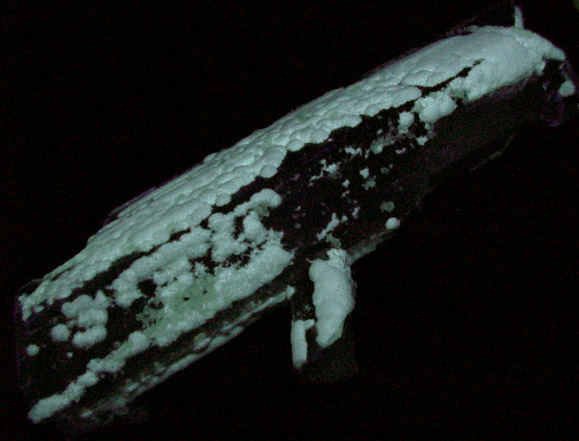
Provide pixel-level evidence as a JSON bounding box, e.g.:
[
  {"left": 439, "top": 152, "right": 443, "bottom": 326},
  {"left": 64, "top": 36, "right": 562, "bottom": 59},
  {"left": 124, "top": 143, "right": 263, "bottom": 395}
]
[{"left": 15, "top": 6, "right": 578, "bottom": 431}]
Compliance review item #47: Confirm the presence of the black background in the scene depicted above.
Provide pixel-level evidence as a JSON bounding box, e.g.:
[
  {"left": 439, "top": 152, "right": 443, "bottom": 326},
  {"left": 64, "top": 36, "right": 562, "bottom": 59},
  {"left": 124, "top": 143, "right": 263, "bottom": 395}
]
[{"left": 2, "top": 1, "right": 577, "bottom": 440}]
